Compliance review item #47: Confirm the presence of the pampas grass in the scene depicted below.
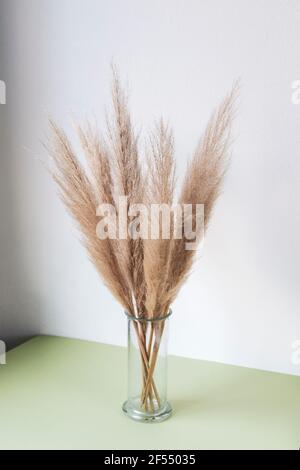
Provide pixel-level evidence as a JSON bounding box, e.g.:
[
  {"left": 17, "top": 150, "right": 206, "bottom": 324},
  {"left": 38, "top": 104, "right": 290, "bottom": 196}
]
[
  {"left": 48, "top": 71, "right": 237, "bottom": 411},
  {"left": 143, "top": 120, "right": 176, "bottom": 316}
]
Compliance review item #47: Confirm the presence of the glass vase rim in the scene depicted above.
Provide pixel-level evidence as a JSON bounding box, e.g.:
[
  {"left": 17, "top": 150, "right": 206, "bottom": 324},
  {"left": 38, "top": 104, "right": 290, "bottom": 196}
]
[{"left": 124, "top": 309, "right": 172, "bottom": 322}]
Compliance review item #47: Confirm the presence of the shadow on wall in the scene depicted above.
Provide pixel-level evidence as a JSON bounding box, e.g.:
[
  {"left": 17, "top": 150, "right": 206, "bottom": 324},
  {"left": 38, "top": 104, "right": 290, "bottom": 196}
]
[{"left": 0, "top": 4, "right": 42, "bottom": 350}]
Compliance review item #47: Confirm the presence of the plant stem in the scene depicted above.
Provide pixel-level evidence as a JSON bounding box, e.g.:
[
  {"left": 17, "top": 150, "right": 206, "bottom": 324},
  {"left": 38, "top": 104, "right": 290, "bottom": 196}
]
[
  {"left": 147, "top": 323, "right": 155, "bottom": 358},
  {"left": 141, "top": 320, "right": 165, "bottom": 406},
  {"left": 132, "top": 320, "right": 160, "bottom": 409}
]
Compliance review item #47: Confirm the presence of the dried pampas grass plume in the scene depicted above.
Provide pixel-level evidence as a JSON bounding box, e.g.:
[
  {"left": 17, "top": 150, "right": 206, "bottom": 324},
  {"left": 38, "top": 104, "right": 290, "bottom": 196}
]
[
  {"left": 143, "top": 120, "right": 176, "bottom": 316},
  {"left": 48, "top": 120, "right": 132, "bottom": 313},
  {"left": 161, "top": 83, "right": 238, "bottom": 310}
]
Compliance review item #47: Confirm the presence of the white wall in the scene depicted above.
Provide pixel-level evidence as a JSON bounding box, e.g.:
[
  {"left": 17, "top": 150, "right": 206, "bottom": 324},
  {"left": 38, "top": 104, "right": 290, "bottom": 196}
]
[{"left": 0, "top": 0, "right": 299, "bottom": 375}]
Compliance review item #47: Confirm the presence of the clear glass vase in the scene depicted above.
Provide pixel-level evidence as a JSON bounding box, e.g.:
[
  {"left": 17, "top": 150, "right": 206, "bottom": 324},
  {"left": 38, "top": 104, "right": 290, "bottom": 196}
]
[{"left": 122, "top": 310, "right": 172, "bottom": 423}]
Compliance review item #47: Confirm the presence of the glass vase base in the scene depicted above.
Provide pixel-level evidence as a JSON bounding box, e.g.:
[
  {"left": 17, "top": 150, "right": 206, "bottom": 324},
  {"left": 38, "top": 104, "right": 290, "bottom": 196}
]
[{"left": 122, "top": 400, "right": 172, "bottom": 423}]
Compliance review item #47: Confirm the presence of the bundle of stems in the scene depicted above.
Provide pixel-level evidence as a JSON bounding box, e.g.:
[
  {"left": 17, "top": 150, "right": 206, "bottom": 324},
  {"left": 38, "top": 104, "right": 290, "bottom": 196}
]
[{"left": 48, "top": 70, "right": 237, "bottom": 411}]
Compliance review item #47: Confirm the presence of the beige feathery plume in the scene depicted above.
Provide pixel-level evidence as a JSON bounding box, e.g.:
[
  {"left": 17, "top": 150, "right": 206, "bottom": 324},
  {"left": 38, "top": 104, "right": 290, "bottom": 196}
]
[
  {"left": 164, "top": 85, "right": 238, "bottom": 308},
  {"left": 161, "top": 85, "right": 238, "bottom": 311},
  {"left": 143, "top": 120, "right": 176, "bottom": 316},
  {"left": 48, "top": 120, "right": 132, "bottom": 313},
  {"left": 108, "top": 69, "right": 146, "bottom": 316},
  {"left": 75, "top": 122, "right": 135, "bottom": 313},
  {"left": 76, "top": 122, "right": 115, "bottom": 206}
]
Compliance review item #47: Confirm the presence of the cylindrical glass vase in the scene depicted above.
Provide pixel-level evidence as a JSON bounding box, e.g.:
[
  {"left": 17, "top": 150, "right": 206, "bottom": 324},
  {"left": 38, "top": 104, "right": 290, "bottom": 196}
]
[{"left": 122, "top": 310, "right": 172, "bottom": 423}]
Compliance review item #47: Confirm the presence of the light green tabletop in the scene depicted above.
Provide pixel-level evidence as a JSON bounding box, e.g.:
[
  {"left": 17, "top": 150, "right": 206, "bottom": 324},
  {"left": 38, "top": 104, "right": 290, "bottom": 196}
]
[{"left": 0, "top": 336, "right": 299, "bottom": 450}]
